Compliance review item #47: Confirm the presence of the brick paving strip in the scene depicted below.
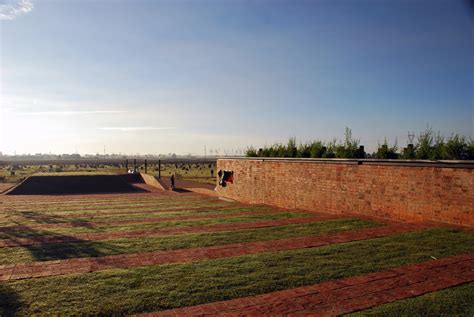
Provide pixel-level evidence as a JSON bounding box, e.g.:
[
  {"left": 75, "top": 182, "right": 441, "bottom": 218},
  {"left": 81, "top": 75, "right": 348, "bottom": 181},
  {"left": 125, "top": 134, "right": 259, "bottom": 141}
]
[
  {"left": 0, "top": 214, "right": 343, "bottom": 248},
  {"left": 0, "top": 222, "right": 432, "bottom": 281},
  {"left": 138, "top": 253, "right": 474, "bottom": 317},
  {"left": 0, "top": 209, "right": 293, "bottom": 232}
]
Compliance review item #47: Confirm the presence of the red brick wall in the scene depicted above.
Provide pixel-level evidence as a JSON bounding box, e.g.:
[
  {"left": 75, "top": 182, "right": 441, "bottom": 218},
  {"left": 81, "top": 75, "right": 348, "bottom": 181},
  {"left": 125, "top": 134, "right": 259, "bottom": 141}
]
[{"left": 216, "top": 159, "right": 474, "bottom": 227}]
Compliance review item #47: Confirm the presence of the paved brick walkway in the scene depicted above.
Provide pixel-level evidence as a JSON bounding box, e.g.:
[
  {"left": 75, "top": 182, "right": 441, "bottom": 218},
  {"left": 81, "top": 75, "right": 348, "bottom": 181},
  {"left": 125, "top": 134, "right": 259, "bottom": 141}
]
[
  {"left": 0, "top": 209, "right": 291, "bottom": 232},
  {"left": 0, "top": 222, "right": 430, "bottom": 281},
  {"left": 138, "top": 253, "right": 474, "bottom": 317},
  {"left": 0, "top": 215, "right": 343, "bottom": 248}
]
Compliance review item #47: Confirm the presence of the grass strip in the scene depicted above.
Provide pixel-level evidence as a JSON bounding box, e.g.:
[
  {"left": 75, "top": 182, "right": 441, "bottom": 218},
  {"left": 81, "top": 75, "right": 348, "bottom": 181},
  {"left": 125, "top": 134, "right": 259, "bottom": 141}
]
[
  {"left": 0, "top": 206, "right": 272, "bottom": 227},
  {"left": 0, "top": 212, "right": 308, "bottom": 239},
  {"left": 1, "top": 228, "right": 473, "bottom": 315},
  {"left": 0, "top": 201, "right": 234, "bottom": 214},
  {"left": 6, "top": 192, "right": 215, "bottom": 201},
  {"left": 347, "top": 282, "right": 474, "bottom": 317},
  {"left": 0, "top": 195, "right": 221, "bottom": 207},
  {"left": 0, "top": 198, "right": 215, "bottom": 211},
  {"left": 0, "top": 218, "right": 377, "bottom": 265},
  {"left": 0, "top": 203, "right": 242, "bottom": 219}
]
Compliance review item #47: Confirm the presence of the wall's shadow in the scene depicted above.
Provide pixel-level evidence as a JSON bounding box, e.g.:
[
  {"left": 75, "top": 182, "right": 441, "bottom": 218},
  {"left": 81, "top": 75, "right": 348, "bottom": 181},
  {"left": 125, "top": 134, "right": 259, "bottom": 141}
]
[
  {"left": 1, "top": 212, "right": 125, "bottom": 262},
  {"left": 0, "top": 284, "right": 21, "bottom": 317}
]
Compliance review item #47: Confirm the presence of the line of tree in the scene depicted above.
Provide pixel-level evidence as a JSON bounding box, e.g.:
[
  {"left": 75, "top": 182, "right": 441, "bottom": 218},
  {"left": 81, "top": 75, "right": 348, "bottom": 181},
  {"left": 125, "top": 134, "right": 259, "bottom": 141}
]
[{"left": 245, "top": 127, "right": 474, "bottom": 160}]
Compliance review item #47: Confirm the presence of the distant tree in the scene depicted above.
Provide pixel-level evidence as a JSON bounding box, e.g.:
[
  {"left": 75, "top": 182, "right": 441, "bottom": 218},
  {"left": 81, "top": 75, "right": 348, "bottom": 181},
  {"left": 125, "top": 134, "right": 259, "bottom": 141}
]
[
  {"left": 286, "top": 137, "right": 298, "bottom": 157},
  {"left": 431, "top": 132, "right": 446, "bottom": 160},
  {"left": 309, "top": 141, "right": 325, "bottom": 158},
  {"left": 335, "top": 127, "right": 360, "bottom": 158},
  {"left": 416, "top": 128, "right": 434, "bottom": 159}
]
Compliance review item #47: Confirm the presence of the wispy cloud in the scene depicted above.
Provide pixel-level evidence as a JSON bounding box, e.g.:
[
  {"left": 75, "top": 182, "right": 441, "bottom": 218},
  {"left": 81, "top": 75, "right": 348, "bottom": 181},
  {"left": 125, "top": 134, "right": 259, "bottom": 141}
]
[
  {"left": 99, "top": 127, "right": 176, "bottom": 132},
  {"left": 18, "top": 110, "right": 128, "bottom": 116},
  {"left": 0, "top": 0, "right": 33, "bottom": 20}
]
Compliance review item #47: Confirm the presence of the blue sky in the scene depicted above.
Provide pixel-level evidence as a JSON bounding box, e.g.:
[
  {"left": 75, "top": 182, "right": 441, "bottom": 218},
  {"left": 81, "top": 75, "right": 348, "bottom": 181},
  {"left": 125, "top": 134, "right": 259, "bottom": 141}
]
[{"left": 0, "top": 0, "right": 472, "bottom": 155}]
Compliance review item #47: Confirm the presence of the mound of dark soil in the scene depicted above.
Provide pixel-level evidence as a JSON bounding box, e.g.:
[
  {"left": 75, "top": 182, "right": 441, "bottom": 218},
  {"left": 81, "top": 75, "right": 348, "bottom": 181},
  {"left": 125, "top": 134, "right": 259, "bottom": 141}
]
[{"left": 6, "top": 174, "right": 145, "bottom": 195}]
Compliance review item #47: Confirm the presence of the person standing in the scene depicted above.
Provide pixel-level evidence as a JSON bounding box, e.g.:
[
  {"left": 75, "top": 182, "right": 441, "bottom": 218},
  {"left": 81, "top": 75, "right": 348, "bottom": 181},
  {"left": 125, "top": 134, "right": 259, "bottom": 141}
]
[{"left": 170, "top": 174, "right": 175, "bottom": 190}]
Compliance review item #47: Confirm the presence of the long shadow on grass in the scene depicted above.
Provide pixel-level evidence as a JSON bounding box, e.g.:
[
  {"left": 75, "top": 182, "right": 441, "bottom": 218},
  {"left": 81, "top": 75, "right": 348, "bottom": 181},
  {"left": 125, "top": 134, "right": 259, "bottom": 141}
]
[
  {"left": 1, "top": 212, "right": 125, "bottom": 262},
  {"left": 0, "top": 284, "right": 21, "bottom": 317}
]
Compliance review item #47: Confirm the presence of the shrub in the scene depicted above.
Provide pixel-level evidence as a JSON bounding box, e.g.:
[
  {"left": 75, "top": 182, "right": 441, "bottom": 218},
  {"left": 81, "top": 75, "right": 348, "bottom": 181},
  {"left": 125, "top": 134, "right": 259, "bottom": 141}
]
[
  {"left": 468, "top": 138, "right": 474, "bottom": 160},
  {"left": 323, "top": 140, "right": 336, "bottom": 158},
  {"left": 445, "top": 134, "right": 468, "bottom": 160},
  {"left": 375, "top": 139, "right": 399, "bottom": 159},
  {"left": 297, "top": 143, "right": 311, "bottom": 158},
  {"left": 245, "top": 146, "right": 258, "bottom": 157},
  {"left": 401, "top": 144, "right": 416, "bottom": 159}
]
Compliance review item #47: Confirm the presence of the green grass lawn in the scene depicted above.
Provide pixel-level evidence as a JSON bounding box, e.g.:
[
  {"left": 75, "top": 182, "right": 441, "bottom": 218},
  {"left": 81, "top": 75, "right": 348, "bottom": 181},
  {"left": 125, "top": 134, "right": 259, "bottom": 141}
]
[
  {"left": 1, "top": 228, "right": 473, "bottom": 315},
  {"left": 347, "top": 282, "right": 474, "bottom": 317},
  {"left": 0, "top": 218, "right": 378, "bottom": 265},
  {"left": 1, "top": 190, "right": 472, "bottom": 316}
]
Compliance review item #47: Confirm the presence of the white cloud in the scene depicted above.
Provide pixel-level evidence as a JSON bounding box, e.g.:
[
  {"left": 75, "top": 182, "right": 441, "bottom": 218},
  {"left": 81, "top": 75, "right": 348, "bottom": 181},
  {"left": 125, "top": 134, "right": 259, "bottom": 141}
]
[
  {"left": 99, "top": 127, "right": 176, "bottom": 132},
  {"left": 0, "top": 0, "right": 33, "bottom": 20},
  {"left": 18, "top": 110, "right": 128, "bottom": 116}
]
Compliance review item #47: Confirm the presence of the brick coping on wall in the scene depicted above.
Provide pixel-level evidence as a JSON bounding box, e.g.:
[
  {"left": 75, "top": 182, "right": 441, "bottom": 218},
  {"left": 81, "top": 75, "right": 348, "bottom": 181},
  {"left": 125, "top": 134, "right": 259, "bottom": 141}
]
[{"left": 218, "top": 157, "right": 474, "bottom": 169}]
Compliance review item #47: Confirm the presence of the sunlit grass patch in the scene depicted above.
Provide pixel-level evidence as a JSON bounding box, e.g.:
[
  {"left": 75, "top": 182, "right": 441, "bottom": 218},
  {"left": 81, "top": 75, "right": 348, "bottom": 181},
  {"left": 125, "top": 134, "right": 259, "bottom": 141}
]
[{"left": 347, "top": 282, "right": 474, "bottom": 317}]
